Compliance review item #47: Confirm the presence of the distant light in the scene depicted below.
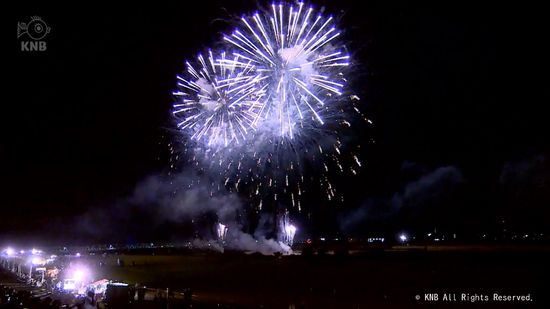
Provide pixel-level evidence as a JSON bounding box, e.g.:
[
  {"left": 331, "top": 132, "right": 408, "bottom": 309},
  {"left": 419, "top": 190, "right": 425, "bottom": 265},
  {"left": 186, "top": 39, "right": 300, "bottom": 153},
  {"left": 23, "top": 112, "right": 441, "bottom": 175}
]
[
  {"left": 367, "top": 237, "right": 385, "bottom": 243},
  {"left": 5, "top": 247, "right": 15, "bottom": 256},
  {"left": 427, "top": 233, "right": 432, "bottom": 237},
  {"left": 20, "top": 250, "right": 25, "bottom": 254},
  {"left": 31, "top": 248, "right": 41, "bottom": 255},
  {"left": 399, "top": 234, "right": 408, "bottom": 242},
  {"left": 320, "top": 237, "right": 326, "bottom": 241},
  {"left": 31, "top": 257, "right": 44, "bottom": 265},
  {"left": 75, "top": 252, "right": 81, "bottom": 257}
]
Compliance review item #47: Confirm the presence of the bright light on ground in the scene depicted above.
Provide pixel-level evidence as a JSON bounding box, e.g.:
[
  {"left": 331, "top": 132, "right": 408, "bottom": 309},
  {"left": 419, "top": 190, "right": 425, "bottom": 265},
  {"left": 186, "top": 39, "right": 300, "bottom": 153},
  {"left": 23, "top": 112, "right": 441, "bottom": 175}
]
[
  {"left": 31, "top": 257, "right": 45, "bottom": 265},
  {"left": 5, "top": 247, "right": 15, "bottom": 256},
  {"left": 68, "top": 266, "right": 90, "bottom": 283},
  {"left": 73, "top": 270, "right": 84, "bottom": 282}
]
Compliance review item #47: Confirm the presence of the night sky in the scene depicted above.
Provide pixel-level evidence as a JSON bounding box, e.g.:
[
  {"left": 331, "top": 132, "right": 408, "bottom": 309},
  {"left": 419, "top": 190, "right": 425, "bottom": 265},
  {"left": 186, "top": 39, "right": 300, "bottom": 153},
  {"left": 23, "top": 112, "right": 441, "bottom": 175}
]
[{"left": 3, "top": 1, "right": 549, "bottom": 244}]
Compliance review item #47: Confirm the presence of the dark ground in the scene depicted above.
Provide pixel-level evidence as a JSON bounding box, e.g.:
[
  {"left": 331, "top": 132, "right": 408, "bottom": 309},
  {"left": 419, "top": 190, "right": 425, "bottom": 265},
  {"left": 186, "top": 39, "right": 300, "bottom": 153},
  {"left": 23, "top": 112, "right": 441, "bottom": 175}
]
[{"left": 77, "top": 248, "right": 550, "bottom": 308}]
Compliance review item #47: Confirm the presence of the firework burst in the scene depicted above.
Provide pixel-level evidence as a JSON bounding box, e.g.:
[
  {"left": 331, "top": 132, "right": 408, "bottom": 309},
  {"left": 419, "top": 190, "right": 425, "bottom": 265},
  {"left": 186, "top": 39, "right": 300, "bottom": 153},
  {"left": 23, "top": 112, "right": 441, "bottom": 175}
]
[
  {"left": 172, "top": 2, "right": 366, "bottom": 219},
  {"left": 222, "top": 2, "right": 349, "bottom": 139},
  {"left": 172, "top": 50, "right": 266, "bottom": 148}
]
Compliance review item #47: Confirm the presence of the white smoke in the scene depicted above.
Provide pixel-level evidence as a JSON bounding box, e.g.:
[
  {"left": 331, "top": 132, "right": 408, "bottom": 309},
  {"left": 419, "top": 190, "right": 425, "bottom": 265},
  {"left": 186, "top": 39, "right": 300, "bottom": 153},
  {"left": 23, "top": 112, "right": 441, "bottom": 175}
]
[
  {"left": 88, "top": 171, "right": 292, "bottom": 255},
  {"left": 191, "top": 239, "right": 224, "bottom": 253},
  {"left": 225, "top": 229, "right": 291, "bottom": 255}
]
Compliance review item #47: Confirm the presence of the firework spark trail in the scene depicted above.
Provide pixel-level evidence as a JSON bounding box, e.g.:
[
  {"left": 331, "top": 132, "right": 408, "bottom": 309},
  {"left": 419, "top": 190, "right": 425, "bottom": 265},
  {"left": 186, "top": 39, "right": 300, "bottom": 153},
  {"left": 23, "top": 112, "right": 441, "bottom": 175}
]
[
  {"left": 279, "top": 211, "right": 297, "bottom": 246},
  {"left": 217, "top": 222, "right": 228, "bottom": 241}
]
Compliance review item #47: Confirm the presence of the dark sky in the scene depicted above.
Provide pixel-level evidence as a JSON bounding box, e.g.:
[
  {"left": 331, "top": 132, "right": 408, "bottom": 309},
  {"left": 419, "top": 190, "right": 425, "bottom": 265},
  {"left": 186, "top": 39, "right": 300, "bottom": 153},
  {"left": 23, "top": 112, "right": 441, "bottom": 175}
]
[{"left": 3, "top": 1, "right": 549, "bottom": 243}]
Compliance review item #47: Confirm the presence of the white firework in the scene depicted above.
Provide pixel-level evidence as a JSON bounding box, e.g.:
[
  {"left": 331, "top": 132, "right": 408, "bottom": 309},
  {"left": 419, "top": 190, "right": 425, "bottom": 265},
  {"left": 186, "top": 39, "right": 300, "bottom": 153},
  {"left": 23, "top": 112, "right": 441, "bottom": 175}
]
[
  {"left": 172, "top": 50, "right": 267, "bottom": 148},
  {"left": 222, "top": 2, "right": 350, "bottom": 139},
  {"left": 171, "top": 3, "right": 364, "bottom": 215}
]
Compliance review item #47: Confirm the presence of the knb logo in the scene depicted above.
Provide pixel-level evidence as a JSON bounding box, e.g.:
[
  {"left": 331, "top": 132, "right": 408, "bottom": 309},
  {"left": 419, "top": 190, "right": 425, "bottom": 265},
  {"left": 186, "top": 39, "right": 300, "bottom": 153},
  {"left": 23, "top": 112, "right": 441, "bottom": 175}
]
[{"left": 17, "top": 16, "right": 50, "bottom": 51}]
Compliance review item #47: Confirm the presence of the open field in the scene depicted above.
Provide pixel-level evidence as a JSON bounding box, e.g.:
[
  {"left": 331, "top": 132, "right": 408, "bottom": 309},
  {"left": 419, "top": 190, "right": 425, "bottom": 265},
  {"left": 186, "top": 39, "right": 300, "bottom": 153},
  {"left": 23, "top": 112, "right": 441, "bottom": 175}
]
[{"left": 69, "top": 247, "right": 549, "bottom": 308}]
